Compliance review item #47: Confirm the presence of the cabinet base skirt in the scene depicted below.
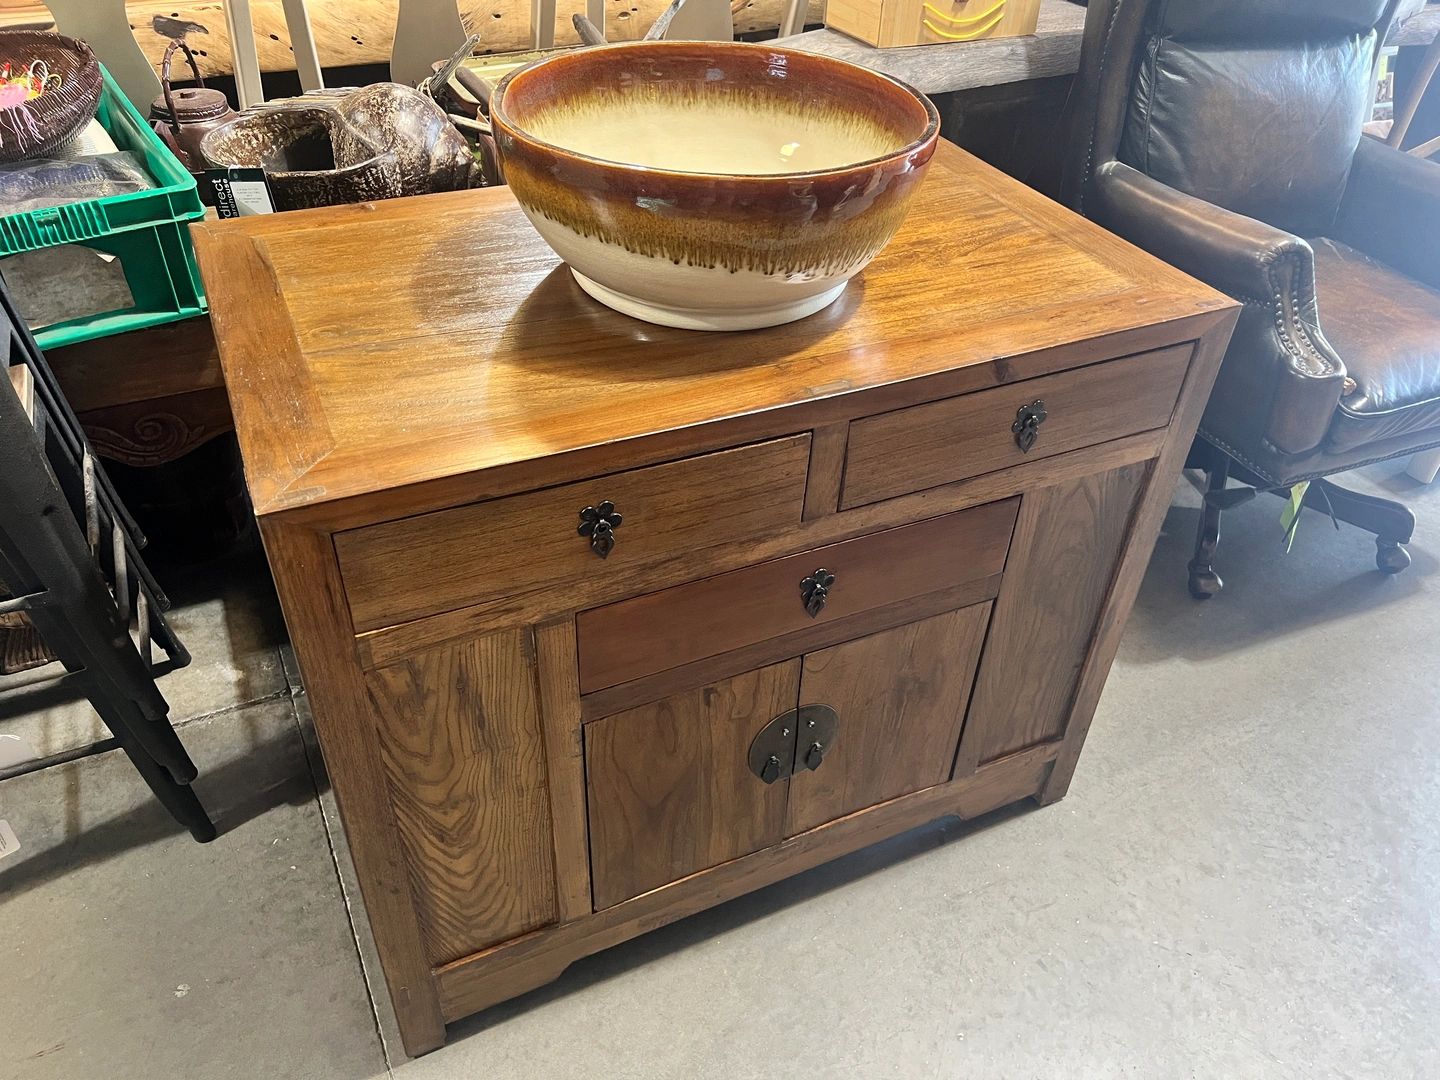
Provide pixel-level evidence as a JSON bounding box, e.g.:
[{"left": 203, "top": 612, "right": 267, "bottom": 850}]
[{"left": 423, "top": 740, "right": 1060, "bottom": 1046}]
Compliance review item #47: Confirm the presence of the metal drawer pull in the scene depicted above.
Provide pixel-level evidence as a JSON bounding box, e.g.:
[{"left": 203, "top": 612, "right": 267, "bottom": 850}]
[
  {"left": 800, "top": 568, "right": 835, "bottom": 618},
  {"left": 1012, "top": 399, "right": 1047, "bottom": 453},
  {"left": 577, "top": 500, "right": 623, "bottom": 559}
]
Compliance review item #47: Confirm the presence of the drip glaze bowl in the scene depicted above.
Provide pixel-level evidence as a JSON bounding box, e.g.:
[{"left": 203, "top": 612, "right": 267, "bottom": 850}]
[{"left": 491, "top": 42, "right": 940, "bottom": 331}]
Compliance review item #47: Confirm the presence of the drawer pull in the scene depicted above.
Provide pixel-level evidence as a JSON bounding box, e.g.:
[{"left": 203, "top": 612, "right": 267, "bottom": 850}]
[
  {"left": 1011, "top": 400, "right": 1047, "bottom": 453},
  {"left": 799, "top": 568, "right": 835, "bottom": 618},
  {"left": 577, "top": 500, "right": 623, "bottom": 559}
]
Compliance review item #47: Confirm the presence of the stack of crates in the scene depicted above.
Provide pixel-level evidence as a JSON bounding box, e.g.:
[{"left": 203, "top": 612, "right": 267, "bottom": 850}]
[{"left": 0, "top": 65, "right": 208, "bottom": 350}]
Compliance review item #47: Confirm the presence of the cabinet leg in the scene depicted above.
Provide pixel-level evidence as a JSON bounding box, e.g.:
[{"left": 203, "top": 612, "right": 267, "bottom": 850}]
[{"left": 1187, "top": 452, "right": 1229, "bottom": 599}]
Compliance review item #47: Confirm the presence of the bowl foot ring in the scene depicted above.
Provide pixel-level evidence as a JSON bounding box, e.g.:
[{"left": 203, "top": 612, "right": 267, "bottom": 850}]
[{"left": 569, "top": 269, "right": 847, "bottom": 332}]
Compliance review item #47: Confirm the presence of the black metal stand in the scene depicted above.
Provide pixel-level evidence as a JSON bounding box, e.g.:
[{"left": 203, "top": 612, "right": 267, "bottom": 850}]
[{"left": 1, "top": 283, "right": 213, "bottom": 842}]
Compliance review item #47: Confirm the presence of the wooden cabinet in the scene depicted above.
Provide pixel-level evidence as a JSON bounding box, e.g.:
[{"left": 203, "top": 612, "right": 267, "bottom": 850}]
[{"left": 195, "top": 141, "right": 1238, "bottom": 1054}]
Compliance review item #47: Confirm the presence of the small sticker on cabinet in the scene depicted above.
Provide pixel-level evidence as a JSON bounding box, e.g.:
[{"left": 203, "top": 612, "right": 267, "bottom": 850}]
[{"left": 0, "top": 819, "right": 19, "bottom": 860}]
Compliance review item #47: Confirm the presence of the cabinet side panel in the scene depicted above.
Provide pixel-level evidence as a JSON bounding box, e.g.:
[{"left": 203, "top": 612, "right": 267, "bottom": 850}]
[
  {"left": 957, "top": 461, "right": 1150, "bottom": 767},
  {"left": 585, "top": 661, "right": 800, "bottom": 911},
  {"left": 366, "top": 628, "right": 558, "bottom": 965}
]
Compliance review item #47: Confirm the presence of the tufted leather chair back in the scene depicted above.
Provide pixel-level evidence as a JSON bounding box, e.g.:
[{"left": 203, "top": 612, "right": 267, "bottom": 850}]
[{"left": 1064, "top": 0, "right": 1402, "bottom": 233}]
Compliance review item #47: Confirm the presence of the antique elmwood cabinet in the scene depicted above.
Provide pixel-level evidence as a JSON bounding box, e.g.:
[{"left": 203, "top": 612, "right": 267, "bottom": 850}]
[{"left": 192, "top": 141, "right": 1237, "bottom": 1056}]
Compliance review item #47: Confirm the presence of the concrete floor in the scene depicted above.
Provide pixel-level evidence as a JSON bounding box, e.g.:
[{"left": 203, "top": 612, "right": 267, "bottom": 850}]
[{"left": 2, "top": 464, "right": 1437, "bottom": 1078}]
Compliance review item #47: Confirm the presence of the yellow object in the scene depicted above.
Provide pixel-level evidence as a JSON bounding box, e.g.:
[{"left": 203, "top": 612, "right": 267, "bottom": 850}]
[
  {"left": 922, "top": 0, "right": 1005, "bottom": 26},
  {"left": 826, "top": 0, "right": 1039, "bottom": 49},
  {"left": 922, "top": 8, "right": 1005, "bottom": 39}
]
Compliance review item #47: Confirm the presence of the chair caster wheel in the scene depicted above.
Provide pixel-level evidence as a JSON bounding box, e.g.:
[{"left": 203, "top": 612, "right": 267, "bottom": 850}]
[
  {"left": 1376, "top": 539, "right": 1411, "bottom": 575},
  {"left": 1188, "top": 564, "right": 1223, "bottom": 599}
]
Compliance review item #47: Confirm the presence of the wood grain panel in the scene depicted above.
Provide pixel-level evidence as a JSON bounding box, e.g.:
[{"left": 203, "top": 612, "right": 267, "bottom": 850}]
[
  {"left": 786, "top": 604, "right": 991, "bottom": 835},
  {"left": 337, "top": 435, "right": 809, "bottom": 632},
  {"left": 1040, "top": 309, "right": 1238, "bottom": 803},
  {"left": 575, "top": 498, "right": 1017, "bottom": 693},
  {"left": 193, "top": 142, "right": 1233, "bottom": 519},
  {"left": 803, "top": 421, "right": 849, "bottom": 521},
  {"left": 366, "top": 628, "right": 557, "bottom": 965},
  {"left": 189, "top": 231, "right": 333, "bottom": 505},
  {"left": 47, "top": 315, "right": 221, "bottom": 412},
  {"left": 842, "top": 344, "right": 1190, "bottom": 509},
  {"left": 533, "top": 619, "right": 591, "bottom": 923},
  {"left": 435, "top": 740, "right": 1059, "bottom": 1023},
  {"left": 584, "top": 662, "right": 800, "bottom": 910},
  {"left": 579, "top": 574, "right": 1002, "bottom": 722},
  {"left": 356, "top": 431, "right": 1164, "bottom": 668},
  {"left": 957, "top": 462, "right": 1149, "bottom": 768}
]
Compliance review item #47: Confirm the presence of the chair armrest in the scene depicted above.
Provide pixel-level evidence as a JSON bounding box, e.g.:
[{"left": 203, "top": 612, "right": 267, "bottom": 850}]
[
  {"left": 1091, "top": 161, "right": 1314, "bottom": 302},
  {"left": 1333, "top": 136, "right": 1440, "bottom": 292},
  {"left": 1089, "top": 161, "right": 1344, "bottom": 457}
]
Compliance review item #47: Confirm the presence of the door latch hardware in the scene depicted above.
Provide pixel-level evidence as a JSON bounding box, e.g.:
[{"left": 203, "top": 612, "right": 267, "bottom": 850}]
[
  {"left": 748, "top": 704, "right": 840, "bottom": 782},
  {"left": 795, "top": 704, "right": 838, "bottom": 772}
]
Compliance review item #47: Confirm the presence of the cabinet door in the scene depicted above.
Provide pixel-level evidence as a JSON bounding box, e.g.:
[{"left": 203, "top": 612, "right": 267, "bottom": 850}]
[
  {"left": 955, "top": 462, "right": 1147, "bottom": 769},
  {"left": 785, "top": 605, "right": 991, "bottom": 836},
  {"left": 365, "top": 628, "right": 556, "bottom": 966},
  {"left": 585, "top": 661, "right": 801, "bottom": 910}
]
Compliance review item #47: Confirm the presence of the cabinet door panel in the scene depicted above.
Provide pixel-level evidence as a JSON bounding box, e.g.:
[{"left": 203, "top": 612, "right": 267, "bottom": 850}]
[
  {"left": 366, "top": 628, "right": 556, "bottom": 966},
  {"left": 956, "top": 462, "right": 1148, "bottom": 768},
  {"left": 586, "top": 661, "right": 801, "bottom": 910},
  {"left": 786, "top": 605, "right": 991, "bottom": 836}
]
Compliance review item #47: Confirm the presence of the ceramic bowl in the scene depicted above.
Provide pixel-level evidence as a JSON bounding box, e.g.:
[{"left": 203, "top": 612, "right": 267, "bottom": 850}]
[
  {"left": 491, "top": 42, "right": 940, "bottom": 331},
  {"left": 200, "top": 83, "right": 475, "bottom": 210}
]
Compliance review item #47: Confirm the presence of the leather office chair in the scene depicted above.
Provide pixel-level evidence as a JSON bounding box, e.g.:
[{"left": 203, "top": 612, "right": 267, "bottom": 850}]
[{"left": 1061, "top": 0, "right": 1440, "bottom": 597}]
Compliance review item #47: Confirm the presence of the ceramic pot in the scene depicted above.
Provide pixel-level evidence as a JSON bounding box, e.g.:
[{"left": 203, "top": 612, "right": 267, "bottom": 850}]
[
  {"left": 149, "top": 39, "right": 237, "bottom": 172},
  {"left": 490, "top": 41, "right": 939, "bottom": 331},
  {"left": 199, "top": 82, "right": 475, "bottom": 211}
]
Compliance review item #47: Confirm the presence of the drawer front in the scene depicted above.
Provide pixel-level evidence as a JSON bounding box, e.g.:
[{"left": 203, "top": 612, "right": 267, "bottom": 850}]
[
  {"left": 841, "top": 344, "right": 1192, "bottom": 509},
  {"left": 575, "top": 497, "right": 1019, "bottom": 693},
  {"left": 337, "top": 435, "right": 811, "bottom": 632}
]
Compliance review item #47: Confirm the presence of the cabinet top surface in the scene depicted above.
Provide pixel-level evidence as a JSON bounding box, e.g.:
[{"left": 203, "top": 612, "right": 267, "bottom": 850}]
[{"left": 192, "top": 142, "right": 1230, "bottom": 518}]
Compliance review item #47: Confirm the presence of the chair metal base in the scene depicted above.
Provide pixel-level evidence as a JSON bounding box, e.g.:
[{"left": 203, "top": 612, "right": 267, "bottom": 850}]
[{"left": 1185, "top": 442, "right": 1416, "bottom": 598}]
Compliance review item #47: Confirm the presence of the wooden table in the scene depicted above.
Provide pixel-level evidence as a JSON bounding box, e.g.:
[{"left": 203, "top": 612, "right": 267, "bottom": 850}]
[
  {"left": 45, "top": 316, "right": 230, "bottom": 468},
  {"left": 193, "top": 141, "right": 1236, "bottom": 1056}
]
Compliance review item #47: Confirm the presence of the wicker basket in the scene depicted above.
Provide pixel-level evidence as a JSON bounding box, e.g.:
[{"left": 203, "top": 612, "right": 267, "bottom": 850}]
[{"left": 0, "top": 31, "right": 102, "bottom": 163}]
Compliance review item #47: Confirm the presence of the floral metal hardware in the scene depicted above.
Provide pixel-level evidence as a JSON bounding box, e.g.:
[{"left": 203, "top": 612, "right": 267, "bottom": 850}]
[
  {"left": 800, "top": 568, "right": 835, "bottom": 618},
  {"left": 577, "top": 500, "right": 622, "bottom": 559},
  {"left": 1011, "top": 399, "right": 1047, "bottom": 453}
]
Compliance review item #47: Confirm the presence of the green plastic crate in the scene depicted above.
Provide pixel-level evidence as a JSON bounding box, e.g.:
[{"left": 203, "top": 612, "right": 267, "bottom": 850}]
[{"left": 0, "top": 65, "right": 208, "bottom": 349}]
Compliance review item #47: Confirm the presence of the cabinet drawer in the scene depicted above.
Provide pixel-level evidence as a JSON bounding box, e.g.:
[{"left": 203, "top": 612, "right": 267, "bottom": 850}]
[
  {"left": 575, "top": 497, "right": 1018, "bottom": 693},
  {"left": 336, "top": 435, "right": 811, "bottom": 632},
  {"left": 841, "top": 344, "right": 1192, "bottom": 508}
]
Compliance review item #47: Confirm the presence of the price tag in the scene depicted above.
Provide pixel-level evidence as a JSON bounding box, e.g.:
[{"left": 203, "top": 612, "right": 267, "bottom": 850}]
[{"left": 0, "top": 819, "right": 19, "bottom": 861}]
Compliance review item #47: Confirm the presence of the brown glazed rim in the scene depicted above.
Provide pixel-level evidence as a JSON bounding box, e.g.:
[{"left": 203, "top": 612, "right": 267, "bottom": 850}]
[{"left": 491, "top": 40, "right": 941, "bottom": 182}]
